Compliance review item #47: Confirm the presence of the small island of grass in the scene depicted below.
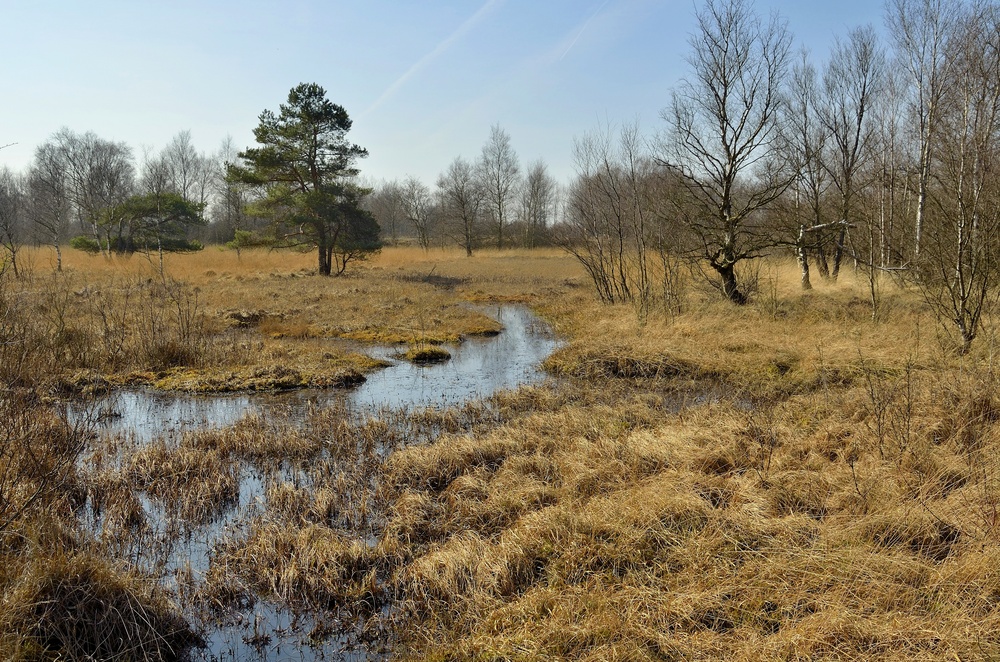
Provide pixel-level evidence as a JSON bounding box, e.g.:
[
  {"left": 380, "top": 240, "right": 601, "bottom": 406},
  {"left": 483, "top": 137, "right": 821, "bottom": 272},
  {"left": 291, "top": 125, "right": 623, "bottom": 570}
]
[{"left": 402, "top": 345, "right": 452, "bottom": 365}]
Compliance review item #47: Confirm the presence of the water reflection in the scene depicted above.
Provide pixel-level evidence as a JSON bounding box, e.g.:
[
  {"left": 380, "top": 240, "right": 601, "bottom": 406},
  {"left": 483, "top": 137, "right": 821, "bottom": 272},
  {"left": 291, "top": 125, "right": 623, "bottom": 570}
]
[
  {"left": 81, "top": 305, "right": 559, "bottom": 442},
  {"left": 73, "top": 305, "right": 560, "bottom": 660},
  {"left": 354, "top": 304, "right": 558, "bottom": 409}
]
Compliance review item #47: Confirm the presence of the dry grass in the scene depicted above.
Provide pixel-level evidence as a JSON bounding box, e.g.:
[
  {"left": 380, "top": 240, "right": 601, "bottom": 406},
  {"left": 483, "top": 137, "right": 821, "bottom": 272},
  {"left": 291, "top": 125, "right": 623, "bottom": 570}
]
[
  {"left": 250, "top": 255, "right": 1000, "bottom": 659},
  {"left": 0, "top": 522, "right": 197, "bottom": 661},
  {"left": 127, "top": 442, "right": 240, "bottom": 524},
  {"left": 13, "top": 246, "right": 1000, "bottom": 658},
  {"left": 10, "top": 245, "right": 572, "bottom": 392},
  {"left": 379, "top": 380, "right": 1000, "bottom": 659}
]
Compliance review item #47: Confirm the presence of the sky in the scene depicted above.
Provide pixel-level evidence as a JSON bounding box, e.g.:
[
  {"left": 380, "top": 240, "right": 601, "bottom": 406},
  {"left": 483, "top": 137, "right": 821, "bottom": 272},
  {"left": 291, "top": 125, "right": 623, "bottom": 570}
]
[{"left": 0, "top": 0, "right": 886, "bottom": 188}]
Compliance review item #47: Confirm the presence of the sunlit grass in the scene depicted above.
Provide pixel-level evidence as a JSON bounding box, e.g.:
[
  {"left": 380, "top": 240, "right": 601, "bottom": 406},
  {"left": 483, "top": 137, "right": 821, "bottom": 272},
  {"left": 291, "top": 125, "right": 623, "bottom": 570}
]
[{"left": 8, "top": 243, "right": 1000, "bottom": 658}]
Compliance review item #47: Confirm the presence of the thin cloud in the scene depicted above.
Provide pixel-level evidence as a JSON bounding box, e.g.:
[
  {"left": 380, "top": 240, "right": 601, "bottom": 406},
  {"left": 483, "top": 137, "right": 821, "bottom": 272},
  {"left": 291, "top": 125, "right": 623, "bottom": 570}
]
[{"left": 363, "top": 0, "right": 505, "bottom": 116}]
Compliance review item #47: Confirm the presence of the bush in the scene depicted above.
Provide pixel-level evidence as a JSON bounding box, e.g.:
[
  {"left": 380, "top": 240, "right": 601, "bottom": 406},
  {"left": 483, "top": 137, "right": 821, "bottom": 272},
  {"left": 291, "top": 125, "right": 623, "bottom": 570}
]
[{"left": 68, "top": 236, "right": 101, "bottom": 254}]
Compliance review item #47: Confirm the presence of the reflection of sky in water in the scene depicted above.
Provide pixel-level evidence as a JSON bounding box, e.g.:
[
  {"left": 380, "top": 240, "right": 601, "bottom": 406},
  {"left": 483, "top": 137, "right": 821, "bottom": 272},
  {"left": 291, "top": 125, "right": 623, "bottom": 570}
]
[
  {"left": 77, "top": 305, "right": 560, "bottom": 443},
  {"left": 354, "top": 304, "right": 559, "bottom": 409},
  {"left": 83, "top": 390, "right": 256, "bottom": 443},
  {"left": 72, "top": 305, "right": 559, "bottom": 659}
]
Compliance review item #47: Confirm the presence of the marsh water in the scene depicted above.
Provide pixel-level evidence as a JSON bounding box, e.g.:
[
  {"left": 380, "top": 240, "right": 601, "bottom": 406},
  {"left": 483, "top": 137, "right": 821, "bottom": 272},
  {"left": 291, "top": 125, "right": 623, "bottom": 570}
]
[
  {"left": 74, "top": 305, "right": 560, "bottom": 660},
  {"left": 82, "top": 305, "right": 558, "bottom": 442}
]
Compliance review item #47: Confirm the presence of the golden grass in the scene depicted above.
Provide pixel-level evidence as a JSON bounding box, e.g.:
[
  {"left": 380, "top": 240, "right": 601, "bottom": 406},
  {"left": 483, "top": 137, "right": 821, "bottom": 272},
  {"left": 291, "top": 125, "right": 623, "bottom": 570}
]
[
  {"left": 323, "top": 256, "right": 1000, "bottom": 658},
  {"left": 205, "top": 522, "right": 381, "bottom": 610},
  {"left": 10, "top": 246, "right": 570, "bottom": 391},
  {"left": 14, "top": 245, "right": 1000, "bottom": 658},
  {"left": 0, "top": 525, "right": 197, "bottom": 661}
]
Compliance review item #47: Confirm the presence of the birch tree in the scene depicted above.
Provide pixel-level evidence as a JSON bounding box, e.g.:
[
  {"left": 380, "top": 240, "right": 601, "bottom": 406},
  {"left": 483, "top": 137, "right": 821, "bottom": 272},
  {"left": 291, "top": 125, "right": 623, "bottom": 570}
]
[
  {"left": 819, "top": 24, "right": 885, "bottom": 280},
  {"left": 660, "top": 0, "right": 793, "bottom": 303},
  {"left": 438, "top": 157, "right": 483, "bottom": 257},
  {"left": 402, "top": 176, "right": 435, "bottom": 250},
  {"left": 478, "top": 125, "right": 520, "bottom": 249},
  {"left": 518, "top": 160, "right": 559, "bottom": 248},
  {"left": 887, "top": 0, "right": 963, "bottom": 257},
  {"left": 916, "top": 2, "right": 1000, "bottom": 352},
  {"left": 28, "top": 143, "right": 71, "bottom": 271}
]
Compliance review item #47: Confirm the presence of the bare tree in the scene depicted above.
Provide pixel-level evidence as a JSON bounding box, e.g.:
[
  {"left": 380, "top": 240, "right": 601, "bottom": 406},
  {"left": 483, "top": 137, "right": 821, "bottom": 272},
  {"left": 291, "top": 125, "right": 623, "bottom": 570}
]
[
  {"left": 51, "top": 129, "right": 136, "bottom": 255},
  {"left": 659, "top": 0, "right": 793, "bottom": 303},
  {"left": 141, "top": 149, "right": 171, "bottom": 198},
  {"left": 870, "top": 56, "right": 912, "bottom": 271},
  {"left": 887, "top": 0, "right": 963, "bottom": 256},
  {"left": 401, "top": 176, "right": 435, "bottom": 250},
  {"left": 212, "top": 135, "right": 254, "bottom": 247},
  {"left": 782, "top": 49, "right": 833, "bottom": 289},
  {"left": 916, "top": 2, "right": 1000, "bottom": 353},
  {"left": 163, "top": 131, "right": 209, "bottom": 204},
  {"left": 157, "top": 132, "right": 215, "bottom": 245},
  {"left": 0, "top": 169, "right": 25, "bottom": 278},
  {"left": 28, "top": 142, "right": 72, "bottom": 271},
  {"left": 478, "top": 124, "right": 520, "bottom": 249},
  {"left": 518, "top": 160, "right": 559, "bottom": 248},
  {"left": 438, "top": 157, "right": 484, "bottom": 257},
  {"left": 367, "top": 180, "right": 406, "bottom": 245},
  {"left": 819, "top": 24, "right": 886, "bottom": 280},
  {"left": 563, "top": 123, "right": 662, "bottom": 311}
]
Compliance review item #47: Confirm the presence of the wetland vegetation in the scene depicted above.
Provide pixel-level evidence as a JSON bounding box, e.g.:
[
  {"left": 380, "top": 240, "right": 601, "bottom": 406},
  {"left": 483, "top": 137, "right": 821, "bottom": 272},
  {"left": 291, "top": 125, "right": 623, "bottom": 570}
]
[
  {"left": 4, "top": 0, "right": 1000, "bottom": 658},
  {"left": 3, "top": 245, "right": 1000, "bottom": 660}
]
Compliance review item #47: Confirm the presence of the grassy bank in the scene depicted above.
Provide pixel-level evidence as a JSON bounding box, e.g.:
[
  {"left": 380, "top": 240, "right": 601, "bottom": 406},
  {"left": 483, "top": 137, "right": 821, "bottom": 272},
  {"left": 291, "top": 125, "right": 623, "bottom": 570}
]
[{"left": 5, "top": 246, "right": 561, "bottom": 392}]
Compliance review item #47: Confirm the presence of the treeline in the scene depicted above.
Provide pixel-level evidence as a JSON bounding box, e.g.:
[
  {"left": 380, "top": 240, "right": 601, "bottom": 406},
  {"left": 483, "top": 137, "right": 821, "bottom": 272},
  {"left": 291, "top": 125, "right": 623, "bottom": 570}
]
[
  {"left": 364, "top": 124, "right": 562, "bottom": 253},
  {"left": 0, "top": 129, "right": 258, "bottom": 273},
  {"left": 0, "top": 122, "right": 562, "bottom": 274},
  {"left": 555, "top": 0, "right": 1000, "bottom": 354}
]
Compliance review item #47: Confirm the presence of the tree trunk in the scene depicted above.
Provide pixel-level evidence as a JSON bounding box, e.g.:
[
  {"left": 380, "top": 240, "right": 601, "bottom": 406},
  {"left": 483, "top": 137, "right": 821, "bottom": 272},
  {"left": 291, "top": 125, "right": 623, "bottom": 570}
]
[
  {"left": 318, "top": 244, "right": 332, "bottom": 276},
  {"left": 93, "top": 222, "right": 109, "bottom": 259},
  {"left": 797, "top": 226, "right": 812, "bottom": 290},
  {"left": 914, "top": 140, "right": 931, "bottom": 257},
  {"left": 814, "top": 246, "right": 830, "bottom": 279},
  {"left": 958, "top": 318, "right": 974, "bottom": 355},
  {"left": 713, "top": 262, "right": 747, "bottom": 305},
  {"left": 831, "top": 225, "right": 847, "bottom": 281}
]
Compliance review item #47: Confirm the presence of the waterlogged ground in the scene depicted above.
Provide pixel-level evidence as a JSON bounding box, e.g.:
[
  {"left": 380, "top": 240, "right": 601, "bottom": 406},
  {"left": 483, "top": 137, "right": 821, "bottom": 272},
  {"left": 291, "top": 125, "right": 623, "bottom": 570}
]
[
  {"left": 79, "top": 305, "right": 558, "bottom": 442},
  {"left": 74, "top": 305, "right": 560, "bottom": 660}
]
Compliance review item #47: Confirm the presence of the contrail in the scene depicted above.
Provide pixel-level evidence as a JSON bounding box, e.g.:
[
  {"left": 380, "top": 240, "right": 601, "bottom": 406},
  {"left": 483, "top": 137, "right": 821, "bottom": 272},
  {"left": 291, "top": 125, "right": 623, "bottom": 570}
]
[
  {"left": 559, "top": 0, "right": 612, "bottom": 61},
  {"left": 363, "top": 0, "right": 505, "bottom": 116}
]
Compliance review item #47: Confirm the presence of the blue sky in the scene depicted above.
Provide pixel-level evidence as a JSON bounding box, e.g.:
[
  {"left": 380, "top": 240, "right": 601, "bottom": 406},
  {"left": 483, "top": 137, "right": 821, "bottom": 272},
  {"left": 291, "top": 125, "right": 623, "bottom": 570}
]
[{"left": 1, "top": 1, "right": 885, "bottom": 186}]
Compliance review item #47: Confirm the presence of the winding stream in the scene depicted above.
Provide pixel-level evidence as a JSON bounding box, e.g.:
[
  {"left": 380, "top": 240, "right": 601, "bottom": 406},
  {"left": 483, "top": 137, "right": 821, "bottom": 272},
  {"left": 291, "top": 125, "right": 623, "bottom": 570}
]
[
  {"left": 76, "top": 304, "right": 560, "bottom": 660},
  {"left": 82, "top": 305, "right": 558, "bottom": 442}
]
